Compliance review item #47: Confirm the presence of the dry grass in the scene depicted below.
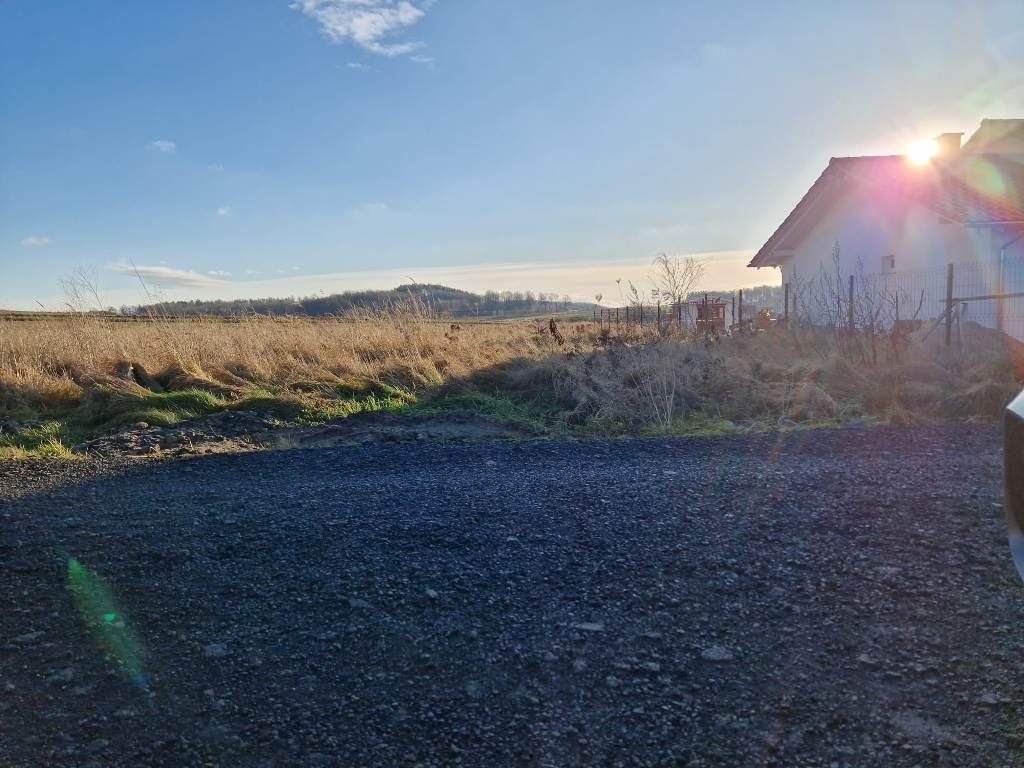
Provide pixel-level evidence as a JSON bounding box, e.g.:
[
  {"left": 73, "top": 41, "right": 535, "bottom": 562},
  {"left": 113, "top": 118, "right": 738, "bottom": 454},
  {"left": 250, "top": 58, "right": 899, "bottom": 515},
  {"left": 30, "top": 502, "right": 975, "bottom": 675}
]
[
  {"left": 0, "top": 313, "right": 562, "bottom": 428},
  {"left": 1, "top": 312, "right": 1020, "bottom": 456}
]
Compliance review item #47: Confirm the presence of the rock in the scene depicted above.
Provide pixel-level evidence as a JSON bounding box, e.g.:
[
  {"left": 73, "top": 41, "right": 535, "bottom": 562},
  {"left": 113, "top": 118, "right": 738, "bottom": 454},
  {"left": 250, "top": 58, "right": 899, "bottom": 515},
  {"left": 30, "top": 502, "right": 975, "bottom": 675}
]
[
  {"left": 700, "top": 645, "right": 734, "bottom": 662},
  {"left": 113, "top": 361, "right": 135, "bottom": 381},
  {"left": 347, "top": 596, "right": 373, "bottom": 610},
  {"left": 425, "top": 587, "right": 439, "bottom": 600},
  {"left": 979, "top": 691, "right": 1011, "bottom": 706},
  {"left": 571, "top": 622, "right": 605, "bottom": 633},
  {"left": 13, "top": 630, "right": 44, "bottom": 643},
  {"left": 203, "top": 642, "right": 228, "bottom": 658},
  {"left": 605, "top": 675, "right": 621, "bottom": 688},
  {"left": 46, "top": 668, "right": 75, "bottom": 684},
  {"left": 572, "top": 659, "right": 587, "bottom": 672},
  {"left": 131, "top": 362, "right": 164, "bottom": 392}
]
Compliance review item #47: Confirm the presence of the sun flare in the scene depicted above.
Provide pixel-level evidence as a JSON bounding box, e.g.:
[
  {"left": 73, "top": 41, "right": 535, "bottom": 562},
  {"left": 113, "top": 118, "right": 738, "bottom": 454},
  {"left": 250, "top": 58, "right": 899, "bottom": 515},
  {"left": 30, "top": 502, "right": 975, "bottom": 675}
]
[{"left": 907, "top": 138, "right": 939, "bottom": 166}]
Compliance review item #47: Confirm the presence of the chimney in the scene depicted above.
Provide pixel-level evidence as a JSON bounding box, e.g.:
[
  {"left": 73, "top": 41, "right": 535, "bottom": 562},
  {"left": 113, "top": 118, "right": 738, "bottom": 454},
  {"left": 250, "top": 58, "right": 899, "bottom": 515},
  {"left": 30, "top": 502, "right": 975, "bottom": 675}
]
[{"left": 933, "top": 132, "right": 963, "bottom": 156}]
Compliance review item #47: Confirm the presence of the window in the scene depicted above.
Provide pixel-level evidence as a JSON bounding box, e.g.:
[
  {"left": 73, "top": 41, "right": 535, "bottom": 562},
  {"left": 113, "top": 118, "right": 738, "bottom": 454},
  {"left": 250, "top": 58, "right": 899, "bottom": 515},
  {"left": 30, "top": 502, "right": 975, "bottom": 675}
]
[{"left": 884, "top": 254, "right": 896, "bottom": 272}]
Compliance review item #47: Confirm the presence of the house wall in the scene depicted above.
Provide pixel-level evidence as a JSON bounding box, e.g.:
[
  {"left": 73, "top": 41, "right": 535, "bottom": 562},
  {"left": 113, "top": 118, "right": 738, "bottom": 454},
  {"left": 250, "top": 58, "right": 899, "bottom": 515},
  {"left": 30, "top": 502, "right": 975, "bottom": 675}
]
[
  {"left": 776, "top": 184, "right": 1014, "bottom": 330},
  {"left": 778, "top": 184, "right": 994, "bottom": 286}
]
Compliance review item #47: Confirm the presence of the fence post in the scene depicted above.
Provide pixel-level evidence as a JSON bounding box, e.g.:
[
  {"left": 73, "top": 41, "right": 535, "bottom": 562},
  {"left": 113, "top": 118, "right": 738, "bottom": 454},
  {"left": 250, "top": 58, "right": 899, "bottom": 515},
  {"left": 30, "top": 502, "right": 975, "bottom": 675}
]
[
  {"left": 731, "top": 293, "right": 736, "bottom": 329},
  {"left": 944, "top": 263, "right": 954, "bottom": 347},
  {"left": 784, "top": 283, "right": 790, "bottom": 323},
  {"left": 738, "top": 288, "right": 743, "bottom": 329},
  {"left": 616, "top": 307, "right": 620, "bottom": 326},
  {"left": 639, "top": 303, "right": 644, "bottom": 326},
  {"left": 848, "top": 274, "right": 855, "bottom": 333},
  {"left": 998, "top": 256, "right": 1006, "bottom": 333},
  {"left": 657, "top": 302, "right": 661, "bottom": 330}
]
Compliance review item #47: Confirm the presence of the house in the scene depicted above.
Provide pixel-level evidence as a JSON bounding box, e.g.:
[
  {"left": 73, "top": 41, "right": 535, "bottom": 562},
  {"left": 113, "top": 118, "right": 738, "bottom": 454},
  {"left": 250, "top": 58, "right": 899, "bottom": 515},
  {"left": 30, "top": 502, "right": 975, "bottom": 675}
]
[{"left": 748, "top": 119, "right": 1024, "bottom": 332}]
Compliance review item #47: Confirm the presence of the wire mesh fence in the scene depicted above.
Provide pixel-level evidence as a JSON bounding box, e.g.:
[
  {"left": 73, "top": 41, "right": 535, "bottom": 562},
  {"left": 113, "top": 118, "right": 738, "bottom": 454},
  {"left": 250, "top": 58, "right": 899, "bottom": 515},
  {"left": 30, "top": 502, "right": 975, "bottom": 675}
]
[{"left": 595, "top": 260, "right": 1024, "bottom": 345}]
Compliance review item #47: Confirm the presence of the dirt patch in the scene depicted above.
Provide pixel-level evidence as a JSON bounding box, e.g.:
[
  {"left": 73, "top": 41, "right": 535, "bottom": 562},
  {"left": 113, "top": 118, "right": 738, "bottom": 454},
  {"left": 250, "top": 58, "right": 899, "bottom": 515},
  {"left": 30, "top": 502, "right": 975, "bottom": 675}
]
[
  {"left": 272, "top": 411, "right": 530, "bottom": 450},
  {"left": 72, "top": 410, "right": 529, "bottom": 458}
]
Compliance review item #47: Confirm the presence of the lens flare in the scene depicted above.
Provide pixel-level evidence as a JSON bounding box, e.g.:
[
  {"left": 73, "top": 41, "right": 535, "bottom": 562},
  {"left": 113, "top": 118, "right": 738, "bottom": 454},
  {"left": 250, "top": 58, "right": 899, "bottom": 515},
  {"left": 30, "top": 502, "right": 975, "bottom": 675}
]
[
  {"left": 907, "top": 139, "right": 939, "bottom": 166},
  {"left": 66, "top": 558, "right": 147, "bottom": 688}
]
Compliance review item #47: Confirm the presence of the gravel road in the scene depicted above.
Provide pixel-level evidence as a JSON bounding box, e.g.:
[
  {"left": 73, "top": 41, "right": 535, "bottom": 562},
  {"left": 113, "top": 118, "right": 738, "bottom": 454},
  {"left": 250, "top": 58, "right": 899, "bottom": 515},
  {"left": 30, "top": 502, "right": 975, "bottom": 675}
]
[{"left": 2, "top": 424, "right": 1022, "bottom": 767}]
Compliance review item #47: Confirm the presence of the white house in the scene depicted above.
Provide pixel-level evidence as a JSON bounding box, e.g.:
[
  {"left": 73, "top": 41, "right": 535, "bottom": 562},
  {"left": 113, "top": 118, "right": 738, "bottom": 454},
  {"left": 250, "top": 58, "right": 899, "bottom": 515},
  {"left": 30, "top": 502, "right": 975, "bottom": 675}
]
[{"left": 748, "top": 119, "right": 1024, "bottom": 333}]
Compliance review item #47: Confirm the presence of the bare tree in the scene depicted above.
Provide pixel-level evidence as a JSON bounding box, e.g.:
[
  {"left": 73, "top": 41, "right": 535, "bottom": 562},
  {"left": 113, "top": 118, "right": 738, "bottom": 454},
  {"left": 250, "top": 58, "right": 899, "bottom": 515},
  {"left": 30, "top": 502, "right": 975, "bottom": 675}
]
[{"left": 649, "top": 253, "right": 704, "bottom": 305}]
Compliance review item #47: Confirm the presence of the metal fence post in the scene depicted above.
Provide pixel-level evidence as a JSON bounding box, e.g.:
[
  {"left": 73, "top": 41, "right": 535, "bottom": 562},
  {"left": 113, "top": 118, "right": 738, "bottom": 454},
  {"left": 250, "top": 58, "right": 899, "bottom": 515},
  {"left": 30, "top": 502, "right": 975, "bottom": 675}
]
[
  {"left": 944, "top": 263, "right": 954, "bottom": 347},
  {"left": 848, "top": 274, "right": 855, "bottom": 333},
  {"left": 738, "top": 288, "right": 743, "bottom": 329},
  {"left": 784, "top": 283, "right": 790, "bottom": 323}
]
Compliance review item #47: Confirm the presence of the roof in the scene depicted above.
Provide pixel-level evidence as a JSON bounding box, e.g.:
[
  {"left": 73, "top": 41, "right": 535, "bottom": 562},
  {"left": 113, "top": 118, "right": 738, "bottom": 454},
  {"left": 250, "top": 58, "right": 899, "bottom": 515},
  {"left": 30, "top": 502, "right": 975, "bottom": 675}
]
[{"left": 749, "top": 140, "right": 1024, "bottom": 268}]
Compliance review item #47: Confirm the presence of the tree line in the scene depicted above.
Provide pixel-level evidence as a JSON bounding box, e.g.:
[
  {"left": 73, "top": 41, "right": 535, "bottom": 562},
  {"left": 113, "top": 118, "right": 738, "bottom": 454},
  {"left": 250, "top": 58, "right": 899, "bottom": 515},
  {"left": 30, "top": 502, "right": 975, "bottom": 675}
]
[{"left": 129, "top": 284, "right": 585, "bottom": 318}]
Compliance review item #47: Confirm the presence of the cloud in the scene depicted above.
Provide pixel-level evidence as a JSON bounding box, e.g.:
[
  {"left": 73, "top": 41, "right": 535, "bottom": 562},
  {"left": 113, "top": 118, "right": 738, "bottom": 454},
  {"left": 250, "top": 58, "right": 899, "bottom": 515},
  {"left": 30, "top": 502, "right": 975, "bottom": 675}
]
[
  {"left": 208, "top": 270, "right": 232, "bottom": 277},
  {"left": 205, "top": 251, "right": 766, "bottom": 305},
  {"left": 408, "top": 54, "right": 433, "bottom": 65},
  {"left": 292, "top": 0, "right": 430, "bottom": 57},
  {"left": 216, "top": 206, "right": 232, "bottom": 217},
  {"left": 149, "top": 140, "right": 177, "bottom": 154},
  {"left": 346, "top": 61, "right": 370, "bottom": 70},
  {"left": 208, "top": 163, "right": 225, "bottom": 172},
  {"left": 244, "top": 269, "right": 262, "bottom": 275},
  {"left": 20, "top": 235, "right": 50, "bottom": 247},
  {"left": 110, "top": 264, "right": 230, "bottom": 289}
]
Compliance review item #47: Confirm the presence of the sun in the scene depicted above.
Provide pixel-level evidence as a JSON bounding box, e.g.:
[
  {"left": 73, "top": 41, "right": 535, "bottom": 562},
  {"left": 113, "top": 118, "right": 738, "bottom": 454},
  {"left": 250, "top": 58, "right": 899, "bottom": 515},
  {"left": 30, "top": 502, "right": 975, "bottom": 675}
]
[{"left": 907, "top": 138, "right": 939, "bottom": 166}]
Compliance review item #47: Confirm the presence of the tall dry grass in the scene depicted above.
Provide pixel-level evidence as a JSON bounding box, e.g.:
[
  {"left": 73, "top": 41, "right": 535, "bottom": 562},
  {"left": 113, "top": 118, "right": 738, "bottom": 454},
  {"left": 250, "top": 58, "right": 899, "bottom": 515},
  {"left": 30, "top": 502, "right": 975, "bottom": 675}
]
[
  {"left": 1, "top": 310, "right": 1020, "bottom": 438},
  {"left": 0, "top": 313, "right": 563, "bottom": 419}
]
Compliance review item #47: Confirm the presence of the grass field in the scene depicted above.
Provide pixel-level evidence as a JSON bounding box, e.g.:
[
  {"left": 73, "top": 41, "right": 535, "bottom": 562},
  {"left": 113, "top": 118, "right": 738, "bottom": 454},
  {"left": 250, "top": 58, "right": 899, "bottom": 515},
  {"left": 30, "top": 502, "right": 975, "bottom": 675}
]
[{"left": 1, "top": 311, "right": 1020, "bottom": 457}]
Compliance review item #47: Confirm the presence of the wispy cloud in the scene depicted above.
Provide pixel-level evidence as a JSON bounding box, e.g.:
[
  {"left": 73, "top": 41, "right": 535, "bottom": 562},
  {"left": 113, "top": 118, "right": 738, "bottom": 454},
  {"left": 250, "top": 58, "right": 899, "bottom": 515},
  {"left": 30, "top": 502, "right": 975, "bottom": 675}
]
[
  {"left": 208, "top": 269, "right": 232, "bottom": 277},
  {"left": 110, "top": 264, "right": 229, "bottom": 289},
  {"left": 244, "top": 269, "right": 262, "bottom": 275},
  {"left": 20, "top": 235, "right": 51, "bottom": 247},
  {"left": 292, "top": 0, "right": 430, "bottom": 58},
  {"left": 216, "top": 206, "right": 232, "bottom": 217},
  {"left": 149, "top": 140, "right": 177, "bottom": 154}
]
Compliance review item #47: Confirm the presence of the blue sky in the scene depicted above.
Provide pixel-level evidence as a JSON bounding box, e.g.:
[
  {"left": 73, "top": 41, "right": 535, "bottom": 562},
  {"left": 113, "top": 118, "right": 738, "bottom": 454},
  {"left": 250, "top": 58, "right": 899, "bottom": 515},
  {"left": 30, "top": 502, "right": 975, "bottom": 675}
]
[{"left": 2, "top": 0, "right": 1023, "bottom": 309}]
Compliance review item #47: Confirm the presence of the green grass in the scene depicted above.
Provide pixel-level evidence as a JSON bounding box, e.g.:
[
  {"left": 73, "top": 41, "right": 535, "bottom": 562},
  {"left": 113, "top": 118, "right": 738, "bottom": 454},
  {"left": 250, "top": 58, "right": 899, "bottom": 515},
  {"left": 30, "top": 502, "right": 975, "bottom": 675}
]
[
  {"left": 0, "top": 421, "right": 79, "bottom": 459},
  {"left": 0, "top": 374, "right": 893, "bottom": 460},
  {"left": 407, "top": 391, "right": 558, "bottom": 435},
  {"left": 0, "top": 382, "right": 421, "bottom": 458}
]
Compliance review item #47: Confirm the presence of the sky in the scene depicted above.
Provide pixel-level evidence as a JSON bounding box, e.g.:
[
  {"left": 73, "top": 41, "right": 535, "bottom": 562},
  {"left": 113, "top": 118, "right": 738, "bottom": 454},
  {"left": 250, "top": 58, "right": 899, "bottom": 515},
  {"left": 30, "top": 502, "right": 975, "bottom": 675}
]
[{"left": 1, "top": 0, "right": 1023, "bottom": 310}]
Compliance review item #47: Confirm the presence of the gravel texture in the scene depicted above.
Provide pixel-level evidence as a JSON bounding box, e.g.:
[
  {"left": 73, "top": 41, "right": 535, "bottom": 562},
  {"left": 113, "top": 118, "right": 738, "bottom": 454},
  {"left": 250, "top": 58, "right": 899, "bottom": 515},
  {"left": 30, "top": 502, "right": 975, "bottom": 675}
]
[{"left": 2, "top": 423, "right": 1022, "bottom": 767}]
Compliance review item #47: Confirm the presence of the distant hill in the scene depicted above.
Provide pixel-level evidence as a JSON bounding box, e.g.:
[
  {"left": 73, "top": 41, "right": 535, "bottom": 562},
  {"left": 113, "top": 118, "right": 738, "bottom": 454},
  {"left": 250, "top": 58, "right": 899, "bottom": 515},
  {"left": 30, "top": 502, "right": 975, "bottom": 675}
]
[{"left": 132, "top": 284, "right": 591, "bottom": 318}]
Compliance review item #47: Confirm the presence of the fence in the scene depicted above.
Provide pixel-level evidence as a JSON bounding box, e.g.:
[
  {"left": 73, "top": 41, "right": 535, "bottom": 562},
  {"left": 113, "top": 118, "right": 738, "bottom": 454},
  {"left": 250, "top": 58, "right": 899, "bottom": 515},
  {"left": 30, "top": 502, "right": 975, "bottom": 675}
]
[
  {"left": 786, "top": 261, "right": 1024, "bottom": 346},
  {"left": 594, "top": 261, "right": 1024, "bottom": 346},
  {"left": 593, "top": 295, "right": 732, "bottom": 334}
]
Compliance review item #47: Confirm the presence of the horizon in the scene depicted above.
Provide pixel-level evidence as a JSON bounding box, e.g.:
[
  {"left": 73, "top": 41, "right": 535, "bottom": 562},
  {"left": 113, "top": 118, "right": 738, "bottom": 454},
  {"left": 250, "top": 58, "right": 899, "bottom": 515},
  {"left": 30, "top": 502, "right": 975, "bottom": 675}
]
[{"left": 3, "top": 1, "right": 1023, "bottom": 309}]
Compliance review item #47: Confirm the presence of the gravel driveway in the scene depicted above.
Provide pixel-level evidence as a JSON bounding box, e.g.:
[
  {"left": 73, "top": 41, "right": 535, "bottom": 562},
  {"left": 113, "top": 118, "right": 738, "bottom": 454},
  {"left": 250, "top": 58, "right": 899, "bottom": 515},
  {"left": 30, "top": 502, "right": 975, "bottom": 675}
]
[{"left": 2, "top": 424, "right": 1022, "bottom": 767}]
